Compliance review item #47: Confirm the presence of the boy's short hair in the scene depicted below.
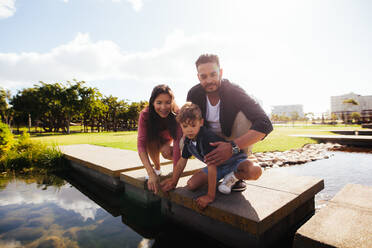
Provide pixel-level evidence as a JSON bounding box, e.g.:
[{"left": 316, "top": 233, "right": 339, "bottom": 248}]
[{"left": 176, "top": 102, "right": 202, "bottom": 123}]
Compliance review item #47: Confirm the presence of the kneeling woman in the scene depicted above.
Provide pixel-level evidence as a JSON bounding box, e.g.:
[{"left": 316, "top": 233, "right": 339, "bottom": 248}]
[{"left": 137, "top": 84, "right": 182, "bottom": 194}]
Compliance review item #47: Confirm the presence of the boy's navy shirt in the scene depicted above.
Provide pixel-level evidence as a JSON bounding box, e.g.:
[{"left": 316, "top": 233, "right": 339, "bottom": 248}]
[{"left": 181, "top": 126, "right": 245, "bottom": 162}]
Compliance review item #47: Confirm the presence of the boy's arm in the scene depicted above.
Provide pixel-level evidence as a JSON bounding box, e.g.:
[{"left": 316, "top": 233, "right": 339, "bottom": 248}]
[
  {"left": 160, "top": 157, "right": 188, "bottom": 192},
  {"left": 196, "top": 165, "right": 217, "bottom": 209}
]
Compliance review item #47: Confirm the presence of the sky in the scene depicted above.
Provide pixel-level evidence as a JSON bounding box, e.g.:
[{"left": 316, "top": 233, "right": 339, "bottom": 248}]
[{"left": 1, "top": 0, "right": 372, "bottom": 114}]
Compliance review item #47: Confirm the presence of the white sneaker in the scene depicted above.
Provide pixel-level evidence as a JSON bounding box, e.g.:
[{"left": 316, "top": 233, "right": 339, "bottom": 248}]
[
  {"left": 154, "top": 168, "right": 162, "bottom": 176},
  {"left": 218, "top": 171, "right": 239, "bottom": 194},
  {"left": 145, "top": 168, "right": 162, "bottom": 180}
]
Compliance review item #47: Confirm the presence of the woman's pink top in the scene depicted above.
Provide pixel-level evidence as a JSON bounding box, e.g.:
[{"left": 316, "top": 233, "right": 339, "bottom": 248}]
[{"left": 137, "top": 107, "right": 182, "bottom": 166}]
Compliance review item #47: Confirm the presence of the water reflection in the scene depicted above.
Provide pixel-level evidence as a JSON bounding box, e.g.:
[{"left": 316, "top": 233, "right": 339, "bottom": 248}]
[{"left": 0, "top": 172, "right": 144, "bottom": 248}]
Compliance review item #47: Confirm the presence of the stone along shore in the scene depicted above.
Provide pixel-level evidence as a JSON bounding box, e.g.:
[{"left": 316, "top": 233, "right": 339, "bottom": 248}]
[{"left": 254, "top": 143, "right": 343, "bottom": 168}]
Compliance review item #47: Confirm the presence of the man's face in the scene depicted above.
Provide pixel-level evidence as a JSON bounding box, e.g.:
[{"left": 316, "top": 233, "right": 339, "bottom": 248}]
[
  {"left": 197, "top": 62, "right": 223, "bottom": 93},
  {"left": 180, "top": 119, "right": 204, "bottom": 140}
]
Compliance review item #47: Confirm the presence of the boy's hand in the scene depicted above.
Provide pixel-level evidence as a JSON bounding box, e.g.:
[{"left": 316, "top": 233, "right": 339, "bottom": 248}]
[
  {"left": 196, "top": 194, "right": 215, "bottom": 210},
  {"left": 204, "top": 141, "right": 232, "bottom": 166},
  {"left": 160, "top": 178, "right": 177, "bottom": 192}
]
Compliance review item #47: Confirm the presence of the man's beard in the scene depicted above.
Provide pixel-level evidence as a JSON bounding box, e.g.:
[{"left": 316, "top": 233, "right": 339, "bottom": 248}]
[{"left": 203, "top": 82, "right": 219, "bottom": 93}]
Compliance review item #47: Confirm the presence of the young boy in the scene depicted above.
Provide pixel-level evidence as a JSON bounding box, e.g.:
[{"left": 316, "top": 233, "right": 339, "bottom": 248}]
[{"left": 161, "top": 102, "right": 262, "bottom": 209}]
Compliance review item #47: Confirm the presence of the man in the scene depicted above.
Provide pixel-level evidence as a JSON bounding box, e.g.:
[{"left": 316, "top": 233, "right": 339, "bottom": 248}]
[{"left": 186, "top": 54, "right": 273, "bottom": 191}]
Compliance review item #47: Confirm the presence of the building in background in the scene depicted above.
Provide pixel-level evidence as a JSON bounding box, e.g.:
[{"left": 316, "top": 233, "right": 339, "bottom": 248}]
[
  {"left": 331, "top": 92, "right": 372, "bottom": 122},
  {"left": 271, "top": 104, "right": 304, "bottom": 118}
]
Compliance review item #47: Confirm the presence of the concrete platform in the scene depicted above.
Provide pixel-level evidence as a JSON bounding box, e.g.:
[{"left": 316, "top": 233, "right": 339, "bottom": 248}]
[
  {"left": 329, "top": 130, "right": 372, "bottom": 136},
  {"left": 120, "top": 158, "right": 205, "bottom": 204},
  {"left": 60, "top": 144, "right": 171, "bottom": 190},
  {"left": 293, "top": 184, "right": 372, "bottom": 248},
  {"left": 291, "top": 134, "right": 372, "bottom": 147},
  {"left": 162, "top": 170, "right": 324, "bottom": 248},
  {"left": 61, "top": 144, "right": 325, "bottom": 247}
]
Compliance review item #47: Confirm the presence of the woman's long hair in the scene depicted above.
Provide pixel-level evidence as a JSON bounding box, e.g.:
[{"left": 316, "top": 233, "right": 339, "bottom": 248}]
[{"left": 147, "top": 84, "right": 178, "bottom": 143}]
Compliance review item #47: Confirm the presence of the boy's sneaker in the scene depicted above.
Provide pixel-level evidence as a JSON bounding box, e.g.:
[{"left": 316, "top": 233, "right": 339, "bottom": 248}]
[
  {"left": 231, "top": 180, "right": 247, "bottom": 192},
  {"left": 218, "top": 171, "right": 239, "bottom": 194}
]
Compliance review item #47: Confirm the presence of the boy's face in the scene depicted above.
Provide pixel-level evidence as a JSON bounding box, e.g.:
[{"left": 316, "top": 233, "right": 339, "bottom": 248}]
[{"left": 181, "top": 119, "right": 204, "bottom": 140}]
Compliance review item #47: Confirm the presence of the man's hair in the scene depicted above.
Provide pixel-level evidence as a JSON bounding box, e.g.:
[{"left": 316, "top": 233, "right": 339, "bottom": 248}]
[
  {"left": 176, "top": 102, "right": 202, "bottom": 124},
  {"left": 195, "top": 54, "right": 220, "bottom": 69}
]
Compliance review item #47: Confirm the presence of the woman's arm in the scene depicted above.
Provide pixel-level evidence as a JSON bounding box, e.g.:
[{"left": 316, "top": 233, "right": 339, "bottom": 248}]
[
  {"left": 138, "top": 151, "right": 159, "bottom": 193},
  {"left": 137, "top": 108, "right": 160, "bottom": 193},
  {"left": 172, "top": 124, "right": 183, "bottom": 166}
]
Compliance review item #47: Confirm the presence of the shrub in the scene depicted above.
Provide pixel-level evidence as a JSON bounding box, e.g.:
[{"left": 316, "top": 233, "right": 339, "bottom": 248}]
[
  {"left": 0, "top": 121, "right": 13, "bottom": 158},
  {"left": 0, "top": 131, "right": 67, "bottom": 172}
]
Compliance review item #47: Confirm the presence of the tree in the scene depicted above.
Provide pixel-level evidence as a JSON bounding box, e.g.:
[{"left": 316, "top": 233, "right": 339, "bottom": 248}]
[
  {"left": 0, "top": 88, "right": 11, "bottom": 125},
  {"left": 343, "top": 99, "right": 359, "bottom": 105},
  {"left": 350, "top": 112, "right": 361, "bottom": 123},
  {"left": 270, "top": 114, "right": 280, "bottom": 122},
  {"left": 331, "top": 113, "right": 338, "bottom": 124},
  {"left": 290, "top": 111, "right": 299, "bottom": 126}
]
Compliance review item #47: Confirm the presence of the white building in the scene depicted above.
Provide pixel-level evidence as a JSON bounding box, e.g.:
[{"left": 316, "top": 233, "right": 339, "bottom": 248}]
[
  {"left": 271, "top": 104, "right": 304, "bottom": 118},
  {"left": 331, "top": 92, "right": 372, "bottom": 122}
]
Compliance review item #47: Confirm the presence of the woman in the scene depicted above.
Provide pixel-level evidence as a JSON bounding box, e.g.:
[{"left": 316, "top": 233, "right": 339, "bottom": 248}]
[{"left": 137, "top": 84, "right": 182, "bottom": 194}]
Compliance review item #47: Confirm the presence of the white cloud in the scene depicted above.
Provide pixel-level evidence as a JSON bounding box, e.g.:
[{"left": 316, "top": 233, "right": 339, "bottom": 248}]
[
  {"left": 111, "top": 0, "right": 143, "bottom": 12},
  {"left": 1, "top": 12, "right": 372, "bottom": 114},
  {"left": 126, "top": 0, "right": 143, "bottom": 11},
  {"left": 62, "top": 0, "right": 69, "bottom": 3},
  {"left": 0, "top": 0, "right": 16, "bottom": 19},
  {"left": 0, "top": 182, "right": 100, "bottom": 221}
]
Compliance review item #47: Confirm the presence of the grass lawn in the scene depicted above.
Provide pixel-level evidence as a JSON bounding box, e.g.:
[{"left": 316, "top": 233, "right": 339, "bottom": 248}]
[
  {"left": 31, "top": 131, "right": 138, "bottom": 151},
  {"left": 30, "top": 124, "right": 362, "bottom": 153}
]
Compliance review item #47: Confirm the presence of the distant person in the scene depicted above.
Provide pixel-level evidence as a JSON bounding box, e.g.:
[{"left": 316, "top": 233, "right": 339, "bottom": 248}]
[
  {"left": 161, "top": 103, "right": 262, "bottom": 209},
  {"left": 186, "top": 54, "right": 273, "bottom": 191},
  {"left": 137, "top": 84, "right": 182, "bottom": 194}
]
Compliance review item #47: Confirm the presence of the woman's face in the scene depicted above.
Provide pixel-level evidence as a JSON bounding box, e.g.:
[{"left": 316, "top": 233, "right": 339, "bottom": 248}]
[{"left": 153, "top": 93, "right": 172, "bottom": 118}]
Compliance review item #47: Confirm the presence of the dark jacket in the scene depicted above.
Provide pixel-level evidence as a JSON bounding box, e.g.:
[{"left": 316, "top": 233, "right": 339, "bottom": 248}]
[
  {"left": 182, "top": 127, "right": 245, "bottom": 161},
  {"left": 187, "top": 79, "right": 273, "bottom": 137}
]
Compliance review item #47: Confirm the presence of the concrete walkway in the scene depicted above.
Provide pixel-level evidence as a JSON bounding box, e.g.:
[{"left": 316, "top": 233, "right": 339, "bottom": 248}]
[
  {"left": 328, "top": 130, "right": 372, "bottom": 136},
  {"left": 291, "top": 134, "right": 372, "bottom": 147},
  {"left": 60, "top": 144, "right": 171, "bottom": 190},
  {"left": 293, "top": 184, "right": 372, "bottom": 248}
]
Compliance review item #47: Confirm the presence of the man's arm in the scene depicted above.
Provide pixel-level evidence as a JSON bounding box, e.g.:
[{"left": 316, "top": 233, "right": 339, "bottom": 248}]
[
  {"left": 160, "top": 157, "right": 188, "bottom": 192},
  {"left": 196, "top": 164, "right": 217, "bottom": 209},
  {"left": 205, "top": 84, "right": 272, "bottom": 166},
  {"left": 204, "top": 130, "right": 266, "bottom": 167}
]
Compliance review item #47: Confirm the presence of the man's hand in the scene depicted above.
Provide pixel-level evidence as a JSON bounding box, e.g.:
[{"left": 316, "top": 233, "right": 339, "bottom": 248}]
[
  {"left": 196, "top": 194, "right": 215, "bottom": 210},
  {"left": 160, "top": 178, "right": 177, "bottom": 192},
  {"left": 147, "top": 175, "right": 160, "bottom": 194},
  {"left": 204, "top": 141, "right": 232, "bottom": 166}
]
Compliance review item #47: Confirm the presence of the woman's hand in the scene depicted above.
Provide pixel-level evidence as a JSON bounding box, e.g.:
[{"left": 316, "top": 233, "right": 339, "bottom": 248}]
[
  {"left": 147, "top": 174, "right": 160, "bottom": 194},
  {"left": 160, "top": 178, "right": 177, "bottom": 192}
]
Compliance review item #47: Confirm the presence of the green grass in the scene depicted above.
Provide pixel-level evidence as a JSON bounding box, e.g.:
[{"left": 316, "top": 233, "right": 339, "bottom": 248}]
[
  {"left": 30, "top": 124, "right": 362, "bottom": 153},
  {"left": 31, "top": 131, "right": 138, "bottom": 151}
]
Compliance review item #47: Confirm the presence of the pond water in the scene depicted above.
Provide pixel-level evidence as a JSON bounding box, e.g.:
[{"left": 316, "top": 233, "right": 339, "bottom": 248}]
[
  {"left": 270, "top": 151, "right": 372, "bottom": 208},
  {"left": 0, "top": 172, "right": 220, "bottom": 248},
  {"left": 0, "top": 151, "right": 371, "bottom": 248}
]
